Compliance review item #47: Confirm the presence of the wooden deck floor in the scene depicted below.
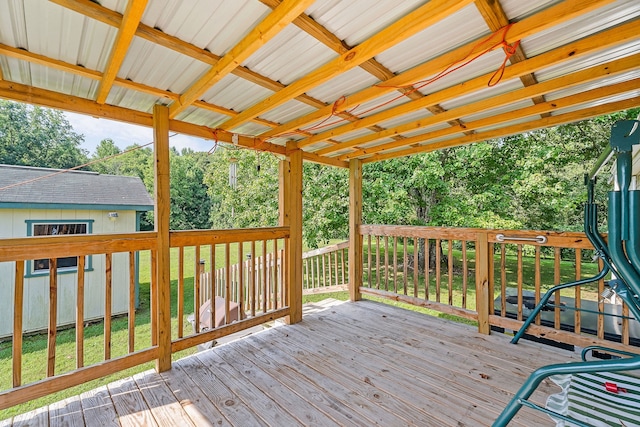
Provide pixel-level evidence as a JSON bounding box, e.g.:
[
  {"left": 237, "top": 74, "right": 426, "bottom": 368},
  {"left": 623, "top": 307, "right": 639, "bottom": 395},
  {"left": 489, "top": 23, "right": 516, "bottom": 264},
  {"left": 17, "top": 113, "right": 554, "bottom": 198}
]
[{"left": 1, "top": 299, "right": 582, "bottom": 426}]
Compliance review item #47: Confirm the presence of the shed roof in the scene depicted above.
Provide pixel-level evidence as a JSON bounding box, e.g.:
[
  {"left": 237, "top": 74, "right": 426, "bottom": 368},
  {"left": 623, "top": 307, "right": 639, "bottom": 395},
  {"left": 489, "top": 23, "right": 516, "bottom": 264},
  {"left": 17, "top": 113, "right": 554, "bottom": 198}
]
[
  {"left": 0, "top": 164, "right": 154, "bottom": 210},
  {"left": 0, "top": 0, "right": 638, "bottom": 168}
]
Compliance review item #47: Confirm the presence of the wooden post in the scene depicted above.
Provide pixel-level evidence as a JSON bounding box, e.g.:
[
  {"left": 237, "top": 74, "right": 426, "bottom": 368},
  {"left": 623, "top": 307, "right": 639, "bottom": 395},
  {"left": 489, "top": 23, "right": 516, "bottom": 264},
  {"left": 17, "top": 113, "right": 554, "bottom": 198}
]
[
  {"left": 153, "top": 104, "right": 172, "bottom": 372},
  {"left": 283, "top": 142, "right": 303, "bottom": 324},
  {"left": 349, "top": 159, "right": 363, "bottom": 301},
  {"left": 475, "top": 232, "right": 491, "bottom": 335}
]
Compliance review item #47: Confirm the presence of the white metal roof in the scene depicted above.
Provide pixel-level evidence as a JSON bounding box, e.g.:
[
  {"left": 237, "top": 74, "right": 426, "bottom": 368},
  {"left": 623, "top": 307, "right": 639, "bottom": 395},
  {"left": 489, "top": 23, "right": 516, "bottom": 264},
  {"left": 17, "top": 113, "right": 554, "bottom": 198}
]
[{"left": 0, "top": 0, "right": 638, "bottom": 167}]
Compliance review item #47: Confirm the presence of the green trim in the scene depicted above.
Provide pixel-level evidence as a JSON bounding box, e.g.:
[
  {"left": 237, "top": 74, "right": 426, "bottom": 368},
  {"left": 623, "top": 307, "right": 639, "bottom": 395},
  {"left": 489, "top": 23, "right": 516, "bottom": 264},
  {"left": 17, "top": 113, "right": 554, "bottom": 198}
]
[
  {"left": 1, "top": 202, "right": 153, "bottom": 211},
  {"left": 25, "top": 219, "right": 94, "bottom": 276}
]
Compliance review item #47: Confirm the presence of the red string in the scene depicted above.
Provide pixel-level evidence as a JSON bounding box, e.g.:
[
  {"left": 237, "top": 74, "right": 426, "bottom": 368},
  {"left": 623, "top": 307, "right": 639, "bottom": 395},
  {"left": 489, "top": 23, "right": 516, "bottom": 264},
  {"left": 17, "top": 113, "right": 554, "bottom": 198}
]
[{"left": 349, "top": 23, "right": 520, "bottom": 117}]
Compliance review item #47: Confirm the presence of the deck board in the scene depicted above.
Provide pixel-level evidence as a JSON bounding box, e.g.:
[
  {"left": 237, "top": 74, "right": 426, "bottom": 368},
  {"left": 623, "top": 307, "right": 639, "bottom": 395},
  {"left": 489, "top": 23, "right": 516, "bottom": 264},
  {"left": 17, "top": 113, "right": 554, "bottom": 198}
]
[{"left": 2, "top": 299, "right": 586, "bottom": 426}]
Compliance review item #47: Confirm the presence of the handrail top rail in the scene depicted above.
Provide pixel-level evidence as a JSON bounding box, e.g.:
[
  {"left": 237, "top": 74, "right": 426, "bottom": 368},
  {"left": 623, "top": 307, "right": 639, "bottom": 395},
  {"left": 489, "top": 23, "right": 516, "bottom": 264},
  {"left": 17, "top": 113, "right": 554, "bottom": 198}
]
[
  {"left": 170, "top": 226, "right": 290, "bottom": 247},
  {"left": 360, "top": 224, "right": 602, "bottom": 249},
  {"left": 303, "top": 240, "right": 348, "bottom": 258},
  {"left": 0, "top": 231, "right": 158, "bottom": 262}
]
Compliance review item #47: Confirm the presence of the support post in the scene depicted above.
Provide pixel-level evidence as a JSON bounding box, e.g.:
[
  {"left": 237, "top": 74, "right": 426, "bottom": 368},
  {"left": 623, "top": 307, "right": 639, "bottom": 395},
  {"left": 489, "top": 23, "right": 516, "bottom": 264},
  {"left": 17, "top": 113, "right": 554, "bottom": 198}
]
[
  {"left": 475, "top": 231, "right": 491, "bottom": 334},
  {"left": 153, "top": 104, "right": 172, "bottom": 372},
  {"left": 349, "top": 159, "right": 363, "bottom": 301},
  {"left": 284, "top": 142, "right": 303, "bottom": 324}
]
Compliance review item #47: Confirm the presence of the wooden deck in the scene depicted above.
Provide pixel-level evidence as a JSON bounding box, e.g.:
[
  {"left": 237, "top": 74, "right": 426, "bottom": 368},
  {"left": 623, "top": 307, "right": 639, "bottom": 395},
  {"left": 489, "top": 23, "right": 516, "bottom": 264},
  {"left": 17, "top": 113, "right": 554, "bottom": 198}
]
[{"left": 1, "top": 299, "right": 581, "bottom": 426}]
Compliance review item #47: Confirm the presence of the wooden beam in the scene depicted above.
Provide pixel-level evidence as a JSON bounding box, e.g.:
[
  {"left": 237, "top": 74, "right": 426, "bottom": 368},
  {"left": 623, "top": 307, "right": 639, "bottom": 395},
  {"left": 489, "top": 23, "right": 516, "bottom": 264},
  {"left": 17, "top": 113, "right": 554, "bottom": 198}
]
[
  {"left": 219, "top": 0, "right": 474, "bottom": 131},
  {"left": 153, "top": 104, "right": 171, "bottom": 373},
  {"left": 259, "top": 0, "right": 619, "bottom": 139},
  {"left": 95, "top": 0, "right": 148, "bottom": 104},
  {"left": 0, "top": 79, "right": 288, "bottom": 155},
  {"left": 363, "top": 95, "right": 640, "bottom": 163},
  {"left": 343, "top": 77, "right": 640, "bottom": 160},
  {"left": 334, "top": 53, "right": 640, "bottom": 158},
  {"left": 301, "top": 16, "right": 639, "bottom": 152},
  {"left": 285, "top": 141, "right": 303, "bottom": 324},
  {"left": 49, "top": 0, "right": 332, "bottom": 113},
  {"left": 475, "top": 232, "right": 491, "bottom": 334},
  {"left": 474, "top": 0, "right": 546, "bottom": 108},
  {"left": 349, "top": 159, "right": 363, "bottom": 301},
  {"left": 168, "top": 0, "right": 314, "bottom": 118}
]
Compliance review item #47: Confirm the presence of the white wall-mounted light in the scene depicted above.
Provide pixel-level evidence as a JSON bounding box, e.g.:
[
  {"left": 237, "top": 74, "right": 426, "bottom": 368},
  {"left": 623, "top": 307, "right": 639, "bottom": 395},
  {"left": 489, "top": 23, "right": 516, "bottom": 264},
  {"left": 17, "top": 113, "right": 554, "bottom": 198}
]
[{"left": 108, "top": 212, "right": 119, "bottom": 221}]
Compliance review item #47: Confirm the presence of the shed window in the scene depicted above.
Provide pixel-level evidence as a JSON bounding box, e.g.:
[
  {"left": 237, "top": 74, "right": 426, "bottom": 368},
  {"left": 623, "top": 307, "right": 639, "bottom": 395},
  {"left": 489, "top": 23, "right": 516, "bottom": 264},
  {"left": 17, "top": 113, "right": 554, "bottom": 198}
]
[{"left": 31, "top": 222, "right": 89, "bottom": 272}]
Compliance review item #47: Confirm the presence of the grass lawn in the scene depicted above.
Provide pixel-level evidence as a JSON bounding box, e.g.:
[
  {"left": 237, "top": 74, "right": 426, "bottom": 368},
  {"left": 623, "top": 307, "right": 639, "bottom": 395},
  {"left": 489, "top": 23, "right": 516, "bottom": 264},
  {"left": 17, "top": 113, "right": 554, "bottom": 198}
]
[{"left": 0, "top": 241, "right": 604, "bottom": 420}]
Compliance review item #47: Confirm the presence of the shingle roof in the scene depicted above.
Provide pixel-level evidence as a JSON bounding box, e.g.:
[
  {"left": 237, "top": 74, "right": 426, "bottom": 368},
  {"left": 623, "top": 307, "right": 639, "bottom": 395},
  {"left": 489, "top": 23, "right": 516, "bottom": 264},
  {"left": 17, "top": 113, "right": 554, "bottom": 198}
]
[{"left": 0, "top": 164, "right": 154, "bottom": 210}]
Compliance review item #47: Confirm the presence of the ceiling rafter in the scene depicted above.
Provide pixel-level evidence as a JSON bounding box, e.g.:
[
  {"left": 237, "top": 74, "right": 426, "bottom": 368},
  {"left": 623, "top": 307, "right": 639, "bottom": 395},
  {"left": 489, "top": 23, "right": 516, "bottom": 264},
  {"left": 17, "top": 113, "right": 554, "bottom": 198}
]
[
  {"left": 294, "top": 18, "right": 639, "bottom": 151},
  {"left": 258, "top": 0, "right": 618, "bottom": 140},
  {"left": 168, "top": 0, "right": 315, "bottom": 119},
  {"left": 258, "top": 0, "right": 465, "bottom": 135},
  {"left": 317, "top": 52, "right": 640, "bottom": 156},
  {"left": 342, "top": 77, "right": 640, "bottom": 161},
  {"left": 49, "top": 0, "right": 333, "bottom": 112},
  {"left": 95, "top": 0, "right": 148, "bottom": 104},
  {"left": 474, "top": 0, "right": 548, "bottom": 115},
  {"left": 217, "top": 0, "right": 476, "bottom": 132},
  {"left": 0, "top": 43, "right": 280, "bottom": 130},
  {"left": 364, "top": 96, "right": 640, "bottom": 163}
]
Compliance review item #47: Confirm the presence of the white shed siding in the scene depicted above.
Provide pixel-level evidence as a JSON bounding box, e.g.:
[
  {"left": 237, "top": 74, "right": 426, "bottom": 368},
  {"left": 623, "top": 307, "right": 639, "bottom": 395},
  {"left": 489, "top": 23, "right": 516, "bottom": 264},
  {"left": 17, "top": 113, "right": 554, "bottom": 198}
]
[{"left": 0, "top": 208, "right": 139, "bottom": 337}]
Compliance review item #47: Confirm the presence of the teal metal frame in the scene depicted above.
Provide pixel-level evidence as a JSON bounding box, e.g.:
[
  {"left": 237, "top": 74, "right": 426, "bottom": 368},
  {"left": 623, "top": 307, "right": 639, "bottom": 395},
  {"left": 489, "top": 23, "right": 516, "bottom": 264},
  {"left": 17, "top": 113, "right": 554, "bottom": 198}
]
[{"left": 494, "top": 120, "right": 640, "bottom": 426}]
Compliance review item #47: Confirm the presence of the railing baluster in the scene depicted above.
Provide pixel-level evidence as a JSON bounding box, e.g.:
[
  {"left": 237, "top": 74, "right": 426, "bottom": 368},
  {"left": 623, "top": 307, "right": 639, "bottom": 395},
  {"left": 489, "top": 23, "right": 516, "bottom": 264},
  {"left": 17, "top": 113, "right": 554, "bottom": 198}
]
[
  {"left": 554, "top": 247, "right": 561, "bottom": 329},
  {"left": 425, "top": 238, "right": 429, "bottom": 300},
  {"left": 333, "top": 249, "right": 339, "bottom": 287},
  {"left": 250, "top": 241, "right": 256, "bottom": 317},
  {"left": 462, "top": 241, "right": 467, "bottom": 308},
  {"left": 127, "top": 252, "right": 135, "bottom": 353},
  {"left": 178, "top": 247, "right": 184, "bottom": 337},
  {"left": 448, "top": 239, "right": 453, "bottom": 306},
  {"left": 77, "top": 255, "right": 86, "bottom": 366},
  {"left": 367, "top": 234, "right": 372, "bottom": 288},
  {"left": 393, "top": 236, "right": 398, "bottom": 293},
  {"left": 341, "top": 247, "right": 346, "bottom": 285},
  {"left": 151, "top": 250, "right": 158, "bottom": 347},
  {"left": 500, "top": 243, "right": 506, "bottom": 317},
  {"left": 384, "top": 236, "right": 389, "bottom": 291},
  {"left": 403, "top": 237, "right": 408, "bottom": 296},
  {"left": 517, "top": 245, "right": 523, "bottom": 321},
  {"left": 105, "top": 253, "right": 112, "bottom": 360},
  {"left": 376, "top": 235, "right": 381, "bottom": 290},
  {"left": 238, "top": 242, "right": 244, "bottom": 318},
  {"left": 13, "top": 260, "right": 24, "bottom": 388},
  {"left": 195, "top": 246, "right": 201, "bottom": 333},
  {"left": 210, "top": 244, "right": 216, "bottom": 329},
  {"left": 225, "top": 243, "right": 231, "bottom": 324},
  {"left": 575, "top": 248, "right": 581, "bottom": 334},
  {"left": 534, "top": 246, "right": 541, "bottom": 326},
  {"left": 47, "top": 258, "right": 57, "bottom": 377},
  {"left": 622, "top": 302, "right": 630, "bottom": 345},
  {"left": 413, "top": 237, "right": 418, "bottom": 298},
  {"left": 262, "top": 240, "right": 267, "bottom": 314},
  {"left": 435, "top": 239, "right": 441, "bottom": 303}
]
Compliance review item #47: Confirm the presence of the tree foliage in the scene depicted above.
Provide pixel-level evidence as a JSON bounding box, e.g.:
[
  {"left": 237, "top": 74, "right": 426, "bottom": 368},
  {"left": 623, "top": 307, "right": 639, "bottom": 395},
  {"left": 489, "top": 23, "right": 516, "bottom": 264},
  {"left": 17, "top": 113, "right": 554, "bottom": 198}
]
[{"left": 0, "top": 100, "right": 88, "bottom": 169}]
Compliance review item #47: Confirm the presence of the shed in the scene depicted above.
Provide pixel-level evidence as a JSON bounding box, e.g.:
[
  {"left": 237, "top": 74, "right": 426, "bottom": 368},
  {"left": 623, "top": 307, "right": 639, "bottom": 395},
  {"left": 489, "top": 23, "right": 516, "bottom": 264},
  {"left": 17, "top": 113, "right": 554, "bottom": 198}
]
[{"left": 0, "top": 164, "right": 154, "bottom": 337}]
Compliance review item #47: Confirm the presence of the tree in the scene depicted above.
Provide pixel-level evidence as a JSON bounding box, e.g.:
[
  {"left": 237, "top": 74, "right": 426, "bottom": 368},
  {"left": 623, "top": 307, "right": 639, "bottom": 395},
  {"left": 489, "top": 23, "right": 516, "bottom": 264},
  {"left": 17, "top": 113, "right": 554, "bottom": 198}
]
[
  {"left": 0, "top": 100, "right": 88, "bottom": 168},
  {"left": 170, "top": 148, "right": 212, "bottom": 230},
  {"left": 205, "top": 148, "right": 280, "bottom": 230}
]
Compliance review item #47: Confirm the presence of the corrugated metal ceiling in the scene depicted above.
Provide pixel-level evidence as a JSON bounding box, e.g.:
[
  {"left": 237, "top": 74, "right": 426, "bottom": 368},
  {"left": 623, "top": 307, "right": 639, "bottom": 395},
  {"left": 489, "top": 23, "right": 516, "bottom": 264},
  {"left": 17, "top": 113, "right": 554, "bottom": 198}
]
[{"left": 0, "top": 0, "right": 637, "bottom": 167}]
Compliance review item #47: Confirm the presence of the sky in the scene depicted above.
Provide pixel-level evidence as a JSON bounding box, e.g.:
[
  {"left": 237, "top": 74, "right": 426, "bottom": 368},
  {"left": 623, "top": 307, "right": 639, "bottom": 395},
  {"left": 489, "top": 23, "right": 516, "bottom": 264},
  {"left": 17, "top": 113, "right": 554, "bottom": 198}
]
[{"left": 64, "top": 112, "right": 215, "bottom": 154}]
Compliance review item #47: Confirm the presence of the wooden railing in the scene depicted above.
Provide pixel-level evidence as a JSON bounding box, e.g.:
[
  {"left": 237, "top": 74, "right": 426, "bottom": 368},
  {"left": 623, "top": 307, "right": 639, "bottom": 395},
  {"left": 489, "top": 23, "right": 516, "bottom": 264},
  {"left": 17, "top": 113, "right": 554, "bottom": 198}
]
[
  {"left": 360, "top": 225, "right": 638, "bottom": 353},
  {"left": 302, "top": 241, "right": 349, "bottom": 294},
  {"left": 0, "top": 227, "right": 291, "bottom": 409}
]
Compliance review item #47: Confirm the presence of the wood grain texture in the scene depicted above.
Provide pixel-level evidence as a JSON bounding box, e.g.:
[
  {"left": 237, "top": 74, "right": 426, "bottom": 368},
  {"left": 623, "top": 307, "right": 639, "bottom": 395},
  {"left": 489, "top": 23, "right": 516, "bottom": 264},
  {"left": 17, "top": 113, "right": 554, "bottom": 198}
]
[{"left": 7, "top": 299, "right": 602, "bottom": 426}]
